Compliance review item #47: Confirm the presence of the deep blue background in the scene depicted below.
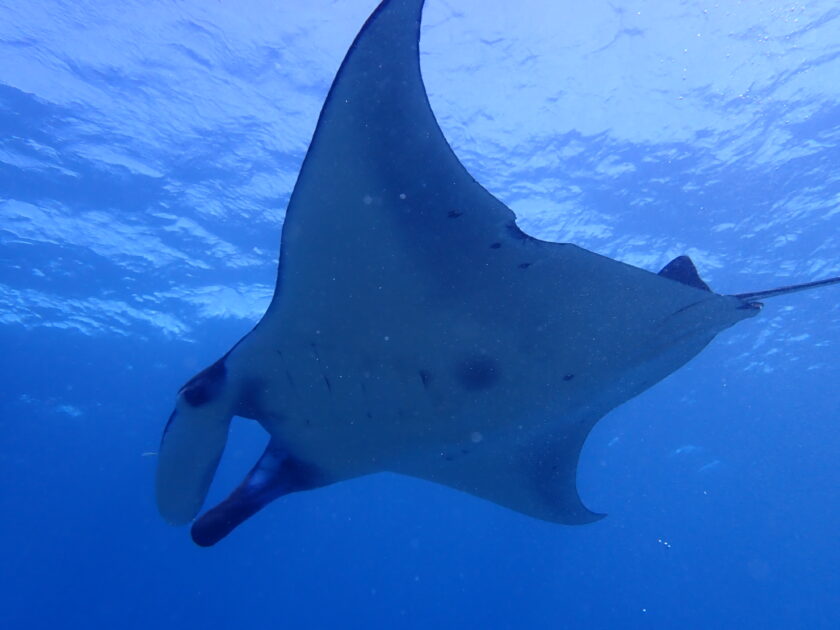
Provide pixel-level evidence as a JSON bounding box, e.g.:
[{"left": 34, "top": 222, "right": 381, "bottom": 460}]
[{"left": 1, "top": 1, "right": 837, "bottom": 628}]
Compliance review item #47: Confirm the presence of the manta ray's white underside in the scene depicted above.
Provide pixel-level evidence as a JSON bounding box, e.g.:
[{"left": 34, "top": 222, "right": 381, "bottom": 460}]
[{"left": 155, "top": 0, "right": 838, "bottom": 547}]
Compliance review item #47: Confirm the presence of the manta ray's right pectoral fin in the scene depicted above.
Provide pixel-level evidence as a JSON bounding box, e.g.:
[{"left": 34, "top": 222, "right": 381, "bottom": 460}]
[{"left": 190, "top": 441, "right": 325, "bottom": 547}]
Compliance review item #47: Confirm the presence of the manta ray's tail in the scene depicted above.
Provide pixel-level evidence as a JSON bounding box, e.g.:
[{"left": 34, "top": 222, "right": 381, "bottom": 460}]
[
  {"left": 732, "top": 276, "right": 840, "bottom": 302},
  {"left": 658, "top": 256, "right": 839, "bottom": 302}
]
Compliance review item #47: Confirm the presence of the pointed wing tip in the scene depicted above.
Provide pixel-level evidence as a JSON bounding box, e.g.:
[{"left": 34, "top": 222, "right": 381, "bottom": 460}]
[
  {"left": 563, "top": 504, "right": 607, "bottom": 525},
  {"left": 582, "top": 510, "right": 608, "bottom": 524}
]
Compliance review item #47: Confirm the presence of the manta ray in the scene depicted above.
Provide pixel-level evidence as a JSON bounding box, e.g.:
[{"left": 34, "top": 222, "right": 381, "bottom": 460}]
[{"left": 156, "top": 0, "right": 839, "bottom": 546}]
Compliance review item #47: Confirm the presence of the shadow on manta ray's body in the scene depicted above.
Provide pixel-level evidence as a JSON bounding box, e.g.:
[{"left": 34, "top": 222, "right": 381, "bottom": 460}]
[{"left": 156, "top": 0, "right": 839, "bottom": 547}]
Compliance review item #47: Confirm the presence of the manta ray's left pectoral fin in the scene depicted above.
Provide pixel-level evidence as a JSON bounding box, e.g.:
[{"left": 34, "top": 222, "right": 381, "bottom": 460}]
[{"left": 191, "top": 441, "right": 325, "bottom": 547}]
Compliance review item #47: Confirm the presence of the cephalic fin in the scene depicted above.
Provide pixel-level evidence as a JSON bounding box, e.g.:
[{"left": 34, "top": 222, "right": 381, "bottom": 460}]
[
  {"left": 191, "top": 442, "right": 325, "bottom": 547},
  {"left": 156, "top": 404, "right": 232, "bottom": 525},
  {"left": 156, "top": 357, "right": 234, "bottom": 525}
]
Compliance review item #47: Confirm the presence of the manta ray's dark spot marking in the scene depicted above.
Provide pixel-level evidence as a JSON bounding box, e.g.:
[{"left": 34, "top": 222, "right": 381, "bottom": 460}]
[
  {"left": 418, "top": 369, "right": 432, "bottom": 389},
  {"left": 180, "top": 358, "right": 227, "bottom": 407},
  {"left": 323, "top": 375, "right": 332, "bottom": 393},
  {"left": 519, "top": 262, "right": 532, "bottom": 269},
  {"left": 563, "top": 373, "right": 575, "bottom": 381},
  {"left": 455, "top": 356, "right": 500, "bottom": 391},
  {"left": 447, "top": 209, "right": 463, "bottom": 218},
  {"left": 490, "top": 242, "right": 502, "bottom": 249}
]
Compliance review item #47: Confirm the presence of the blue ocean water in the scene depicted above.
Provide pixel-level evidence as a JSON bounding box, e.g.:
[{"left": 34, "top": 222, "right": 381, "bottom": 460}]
[{"left": 1, "top": 0, "right": 838, "bottom": 628}]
